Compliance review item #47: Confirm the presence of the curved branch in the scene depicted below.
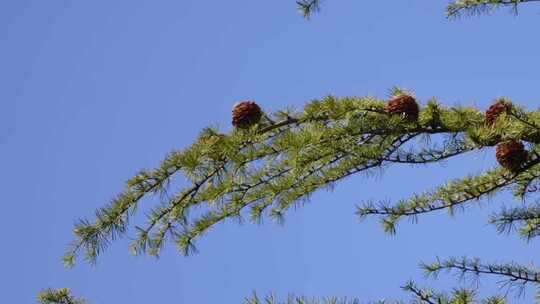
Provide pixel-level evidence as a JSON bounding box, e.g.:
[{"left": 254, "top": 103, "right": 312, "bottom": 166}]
[
  {"left": 357, "top": 156, "right": 540, "bottom": 234},
  {"left": 421, "top": 257, "right": 540, "bottom": 297},
  {"left": 67, "top": 93, "right": 540, "bottom": 264},
  {"left": 446, "top": 0, "right": 540, "bottom": 19}
]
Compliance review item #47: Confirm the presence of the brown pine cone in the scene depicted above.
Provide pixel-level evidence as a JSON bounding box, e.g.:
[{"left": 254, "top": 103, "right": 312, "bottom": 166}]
[
  {"left": 496, "top": 140, "right": 528, "bottom": 172},
  {"left": 232, "top": 101, "right": 263, "bottom": 129},
  {"left": 387, "top": 94, "right": 419, "bottom": 121},
  {"left": 486, "top": 101, "right": 510, "bottom": 125}
]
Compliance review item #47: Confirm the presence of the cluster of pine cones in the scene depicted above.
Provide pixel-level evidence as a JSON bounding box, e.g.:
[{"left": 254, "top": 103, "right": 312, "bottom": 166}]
[
  {"left": 386, "top": 95, "right": 528, "bottom": 172},
  {"left": 485, "top": 101, "right": 528, "bottom": 172},
  {"left": 230, "top": 96, "right": 528, "bottom": 172}
]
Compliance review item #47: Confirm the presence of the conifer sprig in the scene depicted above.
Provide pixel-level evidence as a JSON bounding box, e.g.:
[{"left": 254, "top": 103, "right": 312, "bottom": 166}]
[
  {"left": 446, "top": 0, "right": 540, "bottom": 19},
  {"left": 402, "top": 280, "right": 507, "bottom": 304},
  {"left": 245, "top": 282, "right": 508, "bottom": 304},
  {"left": 490, "top": 202, "right": 540, "bottom": 240},
  {"left": 50, "top": 2, "right": 540, "bottom": 303},
  {"left": 421, "top": 257, "right": 540, "bottom": 297},
  {"left": 64, "top": 96, "right": 496, "bottom": 265},
  {"left": 297, "top": 0, "right": 321, "bottom": 19},
  {"left": 65, "top": 93, "right": 540, "bottom": 266},
  {"left": 357, "top": 155, "right": 540, "bottom": 234},
  {"left": 296, "top": 0, "right": 540, "bottom": 20},
  {"left": 37, "top": 289, "right": 86, "bottom": 304},
  {"left": 245, "top": 293, "right": 364, "bottom": 304}
]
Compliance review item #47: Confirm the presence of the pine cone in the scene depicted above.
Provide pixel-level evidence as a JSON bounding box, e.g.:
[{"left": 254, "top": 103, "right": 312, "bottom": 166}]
[
  {"left": 232, "top": 101, "right": 263, "bottom": 129},
  {"left": 496, "top": 140, "right": 527, "bottom": 172},
  {"left": 486, "top": 101, "right": 510, "bottom": 125},
  {"left": 387, "top": 94, "right": 419, "bottom": 121}
]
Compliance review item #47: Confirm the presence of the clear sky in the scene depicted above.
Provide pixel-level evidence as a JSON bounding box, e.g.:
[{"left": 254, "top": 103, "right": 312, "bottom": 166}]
[{"left": 2, "top": 1, "right": 540, "bottom": 303}]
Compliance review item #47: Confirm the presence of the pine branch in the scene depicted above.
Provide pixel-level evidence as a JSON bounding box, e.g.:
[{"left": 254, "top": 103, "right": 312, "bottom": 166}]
[
  {"left": 66, "top": 92, "right": 540, "bottom": 265},
  {"left": 357, "top": 155, "right": 540, "bottom": 235},
  {"left": 402, "top": 281, "right": 507, "bottom": 304},
  {"left": 401, "top": 282, "right": 441, "bottom": 304},
  {"left": 245, "top": 293, "right": 366, "bottom": 304},
  {"left": 176, "top": 134, "right": 418, "bottom": 254},
  {"left": 35, "top": 284, "right": 508, "bottom": 304},
  {"left": 421, "top": 257, "right": 540, "bottom": 297},
  {"left": 297, "top": 0, "right": 322, "bottom": 19},
  {"left": 506, "top": 109, "right": 540, "bottom": 144},
  {"left": 512, "top": 149, "right": 540, "bottom": 199},
  {"left": 382, "top": 134, "right": 475, "bottom": 164},
  {"left": 42, "top": 3, "right": 540, "bottom": 304},
  {"left": 244, "top": 283, "right": 508, "bottom": 304},
  {"left": 65, "top": 115, "right": 302, "bottom": 264},
  {"left": 467, "top": 101, "right": 540, "bottom": 146},
  {"left": 490, "top": 202, "right": 540, "bottom": 240},
  {"left": 37, "top": 289, "right": 86, "bottom": 304},
  {"left": 295, "top": 0, "right": 540, "bottom": 20},
  {"left": 446, "top": 0, "right": 540, "bottom": 19}
]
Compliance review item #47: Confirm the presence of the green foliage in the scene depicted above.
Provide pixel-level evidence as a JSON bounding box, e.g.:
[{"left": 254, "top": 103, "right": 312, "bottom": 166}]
[
  {"left": 50, "top": 2, "right": 540, "bottom": 304},
  {"left": 65, "top": 92, "right": 540, "bottom": 266},
  {"left": 245, "top": 284, "right": 508, "bottom": 304},
  {"left": 401, "top": 281, "right": 507, "bottom": 304},
  {"left": 446, "top": 0, "right": 539, "bottom": 19},
  {"left": 491, "top": 203, "right": 540, "bottom": 239},
  {"left": 61, "top": 90, "right": 540, "bottom": 301},
  {"left": 421, "top": 257, "right": 539, "bottom": 296},
  {"left": 357, "top": 154, "right": 540, "bottom": 234},
  {"left": 37, "top": 288, "right": 86, "bottom": 304},
  {"left": 297, "top": 0, "right": 540, "bottom": 19},
  {"left": 297, "top": 0, "right": 321, "bottom": 19},
  {"left": 245, "top": 293, "right": 364, "bottom": 304}
]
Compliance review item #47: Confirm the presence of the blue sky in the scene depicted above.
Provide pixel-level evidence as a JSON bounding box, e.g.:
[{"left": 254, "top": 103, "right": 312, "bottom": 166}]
[{"left": 2, "top": 1, "right": 540, "bottom": 303}]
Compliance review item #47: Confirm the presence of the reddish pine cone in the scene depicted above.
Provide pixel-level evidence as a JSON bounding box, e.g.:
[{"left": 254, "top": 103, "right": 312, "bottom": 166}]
[
  {"left": 496, "top": 140, "right": 528, "bottom": 172},
  {"left": 486, "top": 101, "right": 510, "bottom": 125},
  {"left": 387, "top": 94, "right": 419, "bottom": 121},
  {"left": 232, "top": 101, "right": 263, "bottom": 129}
]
